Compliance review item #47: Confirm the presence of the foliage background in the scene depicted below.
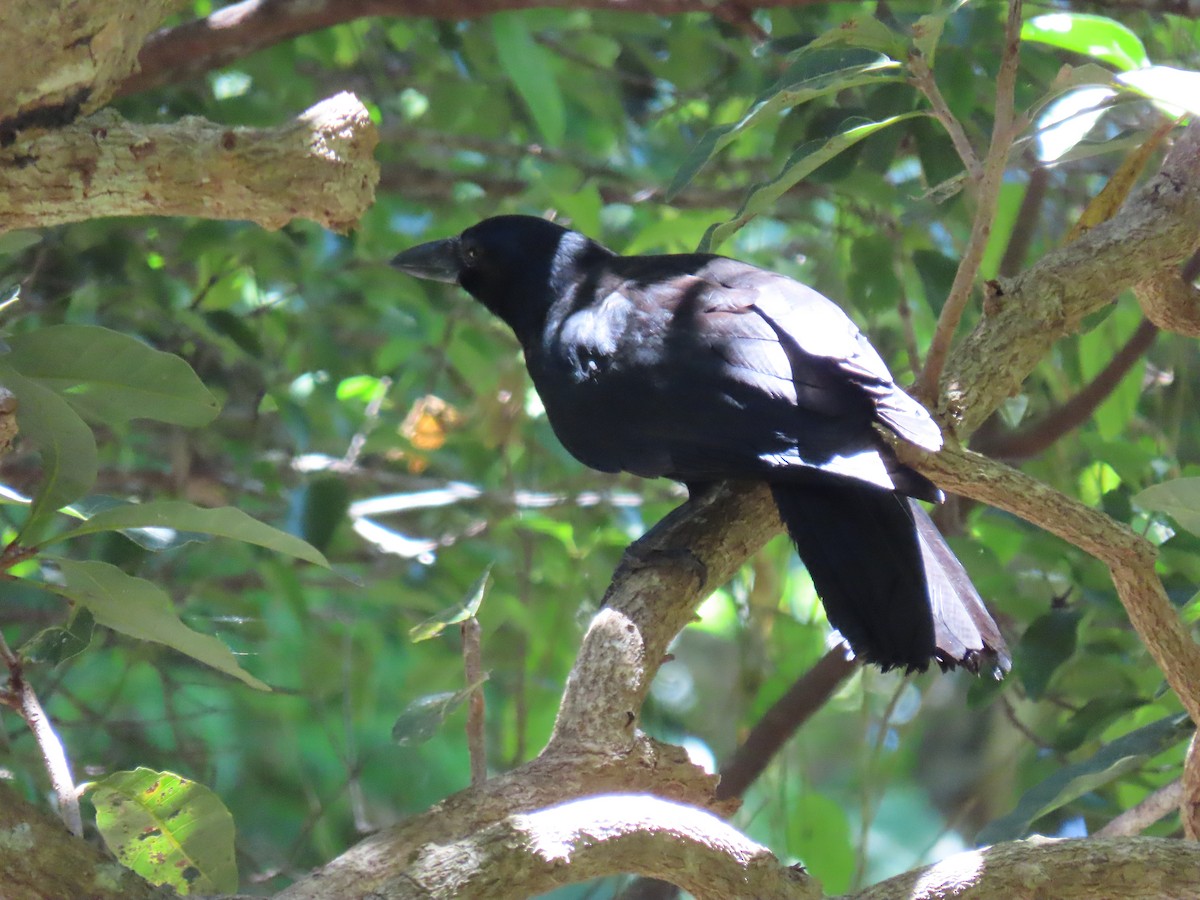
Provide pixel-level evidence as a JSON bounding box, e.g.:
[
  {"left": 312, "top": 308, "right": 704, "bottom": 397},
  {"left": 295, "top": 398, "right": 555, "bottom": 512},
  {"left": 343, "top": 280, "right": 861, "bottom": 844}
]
[{"left": 2, "top": 2, "right": 1199, "bottom": 896}]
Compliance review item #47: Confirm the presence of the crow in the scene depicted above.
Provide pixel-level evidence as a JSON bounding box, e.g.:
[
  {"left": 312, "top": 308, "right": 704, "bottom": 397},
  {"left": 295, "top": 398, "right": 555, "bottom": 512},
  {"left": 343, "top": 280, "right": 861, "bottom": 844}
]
[{"left": 392, "top": 215, "right": 1009, "bottom": 676}]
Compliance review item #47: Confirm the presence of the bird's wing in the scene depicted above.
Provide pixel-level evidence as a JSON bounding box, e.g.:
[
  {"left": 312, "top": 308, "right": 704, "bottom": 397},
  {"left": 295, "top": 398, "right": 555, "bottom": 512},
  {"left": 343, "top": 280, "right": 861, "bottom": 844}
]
[{"left": 694, "top": 259, "right": 943, "bottom": 452}]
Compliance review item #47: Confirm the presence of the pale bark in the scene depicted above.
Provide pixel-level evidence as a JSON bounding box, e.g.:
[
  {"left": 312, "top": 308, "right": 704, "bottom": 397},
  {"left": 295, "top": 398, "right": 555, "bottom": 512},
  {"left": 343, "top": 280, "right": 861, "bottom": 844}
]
[{"left": 0, "top": 93, "right": 378, "bottom": 234}]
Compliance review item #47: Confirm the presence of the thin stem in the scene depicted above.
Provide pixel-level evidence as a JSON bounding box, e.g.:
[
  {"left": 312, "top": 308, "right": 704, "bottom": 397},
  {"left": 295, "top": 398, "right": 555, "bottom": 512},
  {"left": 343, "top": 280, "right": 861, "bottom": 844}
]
[
  {"left": 908, "top": 51, "right": 982, "bottom": 182},
  {"left": 917, "top": 0, "right": 1026, "bottom": 403},
  {"left": 462, "top": 617, "right": 488, "bottom": 786},
  {"left": 0, "top": 630, "right": 82, "bottom": 836}
]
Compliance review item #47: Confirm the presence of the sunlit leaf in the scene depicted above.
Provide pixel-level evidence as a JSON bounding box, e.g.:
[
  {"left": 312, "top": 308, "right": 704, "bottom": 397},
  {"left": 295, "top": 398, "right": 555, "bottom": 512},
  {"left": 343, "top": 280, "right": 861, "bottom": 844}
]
[
  {"left": 4, "top": 324, "right": 220, "bottom": 426},
  {"left": 1022, "top": 13, "right": 1148, "bottom": 72},
  {"left": 977, "top": 714, "right": 1193, "bottom": 844},
  {"left": 1119, "top": 66, "right": 1200, "bottom": 117},
  {"left": 1064, "top": 120, "right": 1174, "bottom": 242},
  {"left": 912, "top": 1, "right": 968, "bottom": 61},
  {"left": 48, "top": 559, "right": 271, "bottom": 690},
  {"left": 410, "top": 565, "right": 492, "bottom": 642},
  {"left": 50, "top": 500, "right": 329, "bottom": 567},
  {"left": 88, "top": 768, "right": 237, "bottom": 895},
  {"left": 782, "top": 13, "right": 907, "bottom": 58}
]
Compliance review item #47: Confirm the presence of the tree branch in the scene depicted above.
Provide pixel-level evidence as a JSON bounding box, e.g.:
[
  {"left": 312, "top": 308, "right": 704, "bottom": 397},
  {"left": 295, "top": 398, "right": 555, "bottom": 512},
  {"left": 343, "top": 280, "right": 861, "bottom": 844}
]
[
  {"left": 939, "top": 121, "right": 1200, "bottom": 435},
  {"left": 0, "top": 0, "right": 189, "bottom": 137},
  {"left": 716, "top": 647, "right": 858, "bottom": 801},
  {"left": 899, "top": 443, "right": 1200, "bottom": 728},
  {"left": 0, "top": 92, "right": 379, "bottom": 234},
  {"left": 848, "top": 836, "right": 1200, "bottom": 900},
  {"left": 916, "top": 0, "right": 1025, "bottom": 402},
  {"left": 392, "top": 794, "right": 819, "bottom": 900}
]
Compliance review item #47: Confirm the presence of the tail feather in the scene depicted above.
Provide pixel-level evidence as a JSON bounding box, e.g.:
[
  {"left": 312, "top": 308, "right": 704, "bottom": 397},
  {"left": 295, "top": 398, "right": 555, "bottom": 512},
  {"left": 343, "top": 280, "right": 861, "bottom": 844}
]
[
  {"left": 910, "top": 501, "right": 1011, "bottom": 677},
  {"left": 770, "top": 481, "right": 1009, "bottom": 676}
]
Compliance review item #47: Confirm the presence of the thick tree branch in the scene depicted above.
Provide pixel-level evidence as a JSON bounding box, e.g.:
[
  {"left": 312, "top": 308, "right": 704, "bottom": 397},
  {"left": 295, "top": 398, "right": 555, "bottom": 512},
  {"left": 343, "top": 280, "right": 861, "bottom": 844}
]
[
  {"left": 390, "top": 795, "right": 818, "bottom": 900},
  {"left": 0, "top": 782, "right": 170, "bottom": 900},
  {"left": 848, "top": 836, "right": 1200, "bottom": 900},
  {"left": 0, "top": 92, "right": 379, "bottom": 234},
  {"left": 0, "top": 0, "right": 188, "bottom": 136},
  {"left": 940, "top": 122, "right": 1200, "bottom": 435}
]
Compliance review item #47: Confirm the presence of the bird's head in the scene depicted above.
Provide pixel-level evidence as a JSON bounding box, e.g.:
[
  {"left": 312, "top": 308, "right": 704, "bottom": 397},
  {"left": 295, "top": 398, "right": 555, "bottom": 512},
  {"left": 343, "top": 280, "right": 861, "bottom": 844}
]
[{"left": 391, "top": 215, "right": 613, "bottom": 340}]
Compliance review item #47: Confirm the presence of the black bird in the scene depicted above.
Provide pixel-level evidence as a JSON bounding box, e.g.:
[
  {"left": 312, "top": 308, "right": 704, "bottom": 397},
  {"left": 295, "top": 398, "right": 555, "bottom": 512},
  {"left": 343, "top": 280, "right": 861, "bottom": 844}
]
[{"left": 392, "top": 215, "right": 1009, "bottom": 676}]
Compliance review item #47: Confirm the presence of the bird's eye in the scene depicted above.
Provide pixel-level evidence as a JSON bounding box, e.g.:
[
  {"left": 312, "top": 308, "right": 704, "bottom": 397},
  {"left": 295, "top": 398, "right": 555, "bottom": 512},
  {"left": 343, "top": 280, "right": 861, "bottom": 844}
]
[{"left": 462, "top": 243, "right": 481, "bottom": 265}]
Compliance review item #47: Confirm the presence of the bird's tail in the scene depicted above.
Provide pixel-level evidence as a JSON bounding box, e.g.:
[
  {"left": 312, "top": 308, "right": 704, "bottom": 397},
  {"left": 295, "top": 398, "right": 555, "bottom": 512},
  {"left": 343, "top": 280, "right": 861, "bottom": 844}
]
[{"left": 769, "top": 481, "right": 1009, "bottom": 676}]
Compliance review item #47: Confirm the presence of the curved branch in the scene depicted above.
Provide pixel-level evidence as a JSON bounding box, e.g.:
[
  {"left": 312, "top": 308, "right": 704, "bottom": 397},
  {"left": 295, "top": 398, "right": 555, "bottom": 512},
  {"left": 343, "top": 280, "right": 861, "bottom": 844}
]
[
  {"left": 848, "top": 836, "right": 1200, "bottom": 900},
  {"left": 397, "top": 794, "right": 819, "bottom": 900},
  {"left": 0, "top": 92, "right": 379, "bottom": 234},
  {"left": 940, "top": 122, "right": 1200, "bottom": 435},
  {"left": 899, "top": 443, "right": 1200, "bottom": 727},
  {"left": 716, "top": 647, "right": 858, "bottom": 801}
]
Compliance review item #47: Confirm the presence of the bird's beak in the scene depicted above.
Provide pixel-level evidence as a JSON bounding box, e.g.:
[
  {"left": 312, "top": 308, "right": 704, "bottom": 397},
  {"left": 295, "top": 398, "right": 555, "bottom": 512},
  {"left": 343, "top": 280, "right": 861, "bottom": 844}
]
[{"left": 390, "top": 237, "right": 462, "bottom": 284}]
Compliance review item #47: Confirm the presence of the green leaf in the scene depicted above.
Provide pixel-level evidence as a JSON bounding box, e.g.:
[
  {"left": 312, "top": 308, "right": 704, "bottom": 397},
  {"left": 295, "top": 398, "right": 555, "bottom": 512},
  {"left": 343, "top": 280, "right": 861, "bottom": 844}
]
[
  {"left": 0, "top": 363, "right": 98, "bottom": 542},
  {"left": 49, "top": 559, "right": 271, "bottom": 690},
  {"left": 88, "top": 768, "right": 238, "bottom": 895},
  {"left": 700, "top": 111, "right": 924, "bottom": 252},
  {"left": 1022, "top": 13, "right": 1148, "bottom": 72},
  {"left": 392, "top": 680, "right": 486, "bottom": 746},
  {"left": 1134, "top": 478, "right": 1200, "bottom": 537},
  {"left": 977, "top": 714, "right": 1193, "bottom": 845},
  {"left": 409, "top": 565, "right": 492, "bottom": 642},
  {"left": 1078, "top": 301, "right": 1144, "bottom": 441},
  {"left": 50, "top": 500, "right": 329, "bottom": 567},
  {"left": 790, "top": 12, "right": 907, "bottom": 58},
  {"left": 786, "top": 790, "right": 854, "bottom": 893},
  {"left": 1015, "top": 609, "right": 1081, "bottom": 700},
  {"left": 4, "top": 324, "right": 220, "bottom": 427},
  {"left": 912, "top": 1, "right": 969, "bottom": 61},
  {"left": 492, "top": 13, "right": 565, "bottom": 145},
  {"left": 0, "top": 230, "right": 42, "bottom": 257},
  {"left": 668, "top": 50, "right": 902, "bottom": 198},
  {"left": 20, "top": 607, "right": 95, "bottom": 667}
]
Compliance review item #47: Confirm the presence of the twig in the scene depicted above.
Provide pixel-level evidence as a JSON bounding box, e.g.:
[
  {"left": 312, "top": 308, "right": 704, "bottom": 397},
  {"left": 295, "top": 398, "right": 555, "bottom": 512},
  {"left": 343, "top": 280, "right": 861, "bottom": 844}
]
[
  {"left": 907, "top": 51, "right": 982, "bottom": 182},
  {"left": 852, "top": 672, "right": 910, "bottom": 890},
  {"left": 0, "top": 631, "right": 83, "bottom": 836},
  {"left": 462, "top": 617, "right": 487, "bottom": 786},
  {"left": 716, "top": 647, "right": 858, "bottom": 800},
  {"left": 916, "top": 0, "right": 1026, "bottom": 402},
  {"left": 1096, "top": 779, "right": 1182, "bottom": 836},
  {"left": 341, "top": 375, "right": 392, "bottom": 469}
]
